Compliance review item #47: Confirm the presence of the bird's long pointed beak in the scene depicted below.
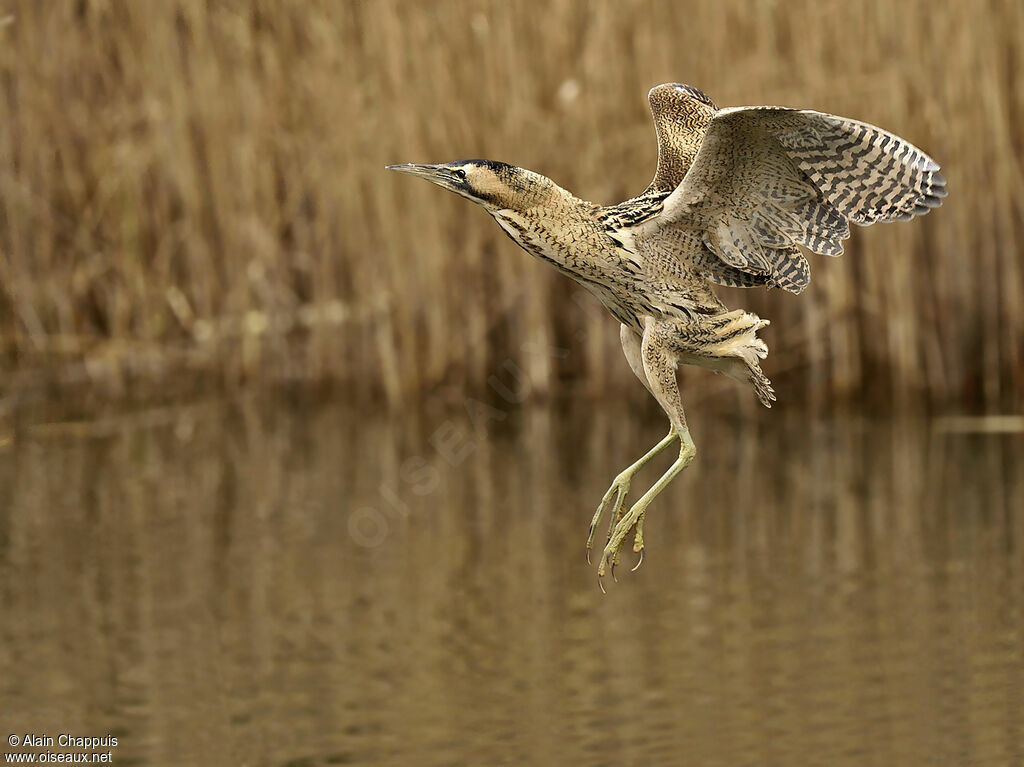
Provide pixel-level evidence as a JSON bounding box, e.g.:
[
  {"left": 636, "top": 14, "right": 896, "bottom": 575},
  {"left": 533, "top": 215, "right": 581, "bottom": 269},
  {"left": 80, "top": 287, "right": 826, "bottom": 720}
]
[{"left": 385, "top": 163, "right": 448, "bottom": 182}]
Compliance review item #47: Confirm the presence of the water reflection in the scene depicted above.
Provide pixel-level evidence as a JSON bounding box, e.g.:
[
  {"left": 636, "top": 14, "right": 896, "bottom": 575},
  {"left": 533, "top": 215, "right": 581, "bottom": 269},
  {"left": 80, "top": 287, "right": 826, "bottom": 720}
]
[{"left": 2, "top": 400, "right": 1022, "bottom": 766}]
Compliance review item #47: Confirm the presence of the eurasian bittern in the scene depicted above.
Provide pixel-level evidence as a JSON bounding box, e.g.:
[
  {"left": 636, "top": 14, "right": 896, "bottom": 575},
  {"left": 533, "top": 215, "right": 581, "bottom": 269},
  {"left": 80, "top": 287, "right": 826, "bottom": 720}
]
[{"left": 387, "top": 84, "right": 945, "bottom": 589}]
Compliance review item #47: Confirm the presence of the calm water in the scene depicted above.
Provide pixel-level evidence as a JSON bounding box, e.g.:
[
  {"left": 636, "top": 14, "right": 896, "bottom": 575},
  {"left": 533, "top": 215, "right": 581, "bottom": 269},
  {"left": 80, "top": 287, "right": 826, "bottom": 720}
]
[{"left": 1, "top": 399, "right": 1022, "bottom": 766}]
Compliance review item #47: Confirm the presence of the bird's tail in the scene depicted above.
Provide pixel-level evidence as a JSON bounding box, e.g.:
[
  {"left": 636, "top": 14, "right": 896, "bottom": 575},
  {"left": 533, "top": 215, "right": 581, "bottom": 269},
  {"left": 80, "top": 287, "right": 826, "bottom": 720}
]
[{"left": 746, "top": 362, "right": 777, "bottom": 408}]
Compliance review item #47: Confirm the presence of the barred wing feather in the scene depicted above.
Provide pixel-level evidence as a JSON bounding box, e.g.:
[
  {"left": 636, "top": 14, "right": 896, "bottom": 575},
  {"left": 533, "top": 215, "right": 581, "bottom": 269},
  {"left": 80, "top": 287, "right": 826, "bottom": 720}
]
[
  {"left": 652, "top": 107, "right": 946, "bottom": 293},
  {"left": 645, "top": 83, "right": 719, "bottom": 194}
]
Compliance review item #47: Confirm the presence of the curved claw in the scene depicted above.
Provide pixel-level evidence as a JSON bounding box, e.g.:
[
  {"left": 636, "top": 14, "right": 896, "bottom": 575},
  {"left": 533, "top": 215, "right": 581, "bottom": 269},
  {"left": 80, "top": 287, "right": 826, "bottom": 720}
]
[
  {"left": 598, "top": 575, "right": 606, "bottom": 594},
  {"left": 631, "top": 548, "right": 645, "bottom": 572},
  {"left": 611, "top": 560, "right": 618, "bottom": 583},
  {"left": 586, "top": 504, "right": 607, "bottom": 563}
]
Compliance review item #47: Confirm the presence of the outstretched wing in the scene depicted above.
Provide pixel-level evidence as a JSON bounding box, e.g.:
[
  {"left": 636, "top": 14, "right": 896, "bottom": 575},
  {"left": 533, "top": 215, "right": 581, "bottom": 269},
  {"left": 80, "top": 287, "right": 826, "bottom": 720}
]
[
  {"left": 645, "top": 84, "right": 718, "bottom": 194},
  {"left": 648, "top": 107, "right": 946, "bottom": 293}
]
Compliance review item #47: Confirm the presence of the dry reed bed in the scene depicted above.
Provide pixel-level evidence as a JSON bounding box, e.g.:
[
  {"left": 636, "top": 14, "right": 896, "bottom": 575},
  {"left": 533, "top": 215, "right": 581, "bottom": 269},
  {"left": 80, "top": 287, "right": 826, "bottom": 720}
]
[{"left": 0, "top": 0, "right": 1021, "bottom": 411}]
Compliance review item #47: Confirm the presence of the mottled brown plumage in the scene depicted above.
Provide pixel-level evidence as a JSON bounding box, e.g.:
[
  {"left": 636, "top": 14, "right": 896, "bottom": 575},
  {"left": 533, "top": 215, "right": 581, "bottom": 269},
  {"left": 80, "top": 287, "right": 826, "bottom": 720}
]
[{"left": 387, "top": 83, "right": 945, "bottom": 587}]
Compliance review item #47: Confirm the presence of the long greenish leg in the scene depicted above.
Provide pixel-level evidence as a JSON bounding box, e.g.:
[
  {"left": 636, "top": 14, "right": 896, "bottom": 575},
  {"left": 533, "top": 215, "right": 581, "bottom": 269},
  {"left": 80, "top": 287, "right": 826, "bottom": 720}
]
[
  {"left": 586, "top": 426, "right": 677, "bottom": 564},
  {"left": 598, "top": 429, "right": 696, "bottom": 580},
  {"left": 632, "top": 428, "right": 695, "bottom": 559},
  {"left": 594, "top": 318, "right": 694, "bottom": 589}
]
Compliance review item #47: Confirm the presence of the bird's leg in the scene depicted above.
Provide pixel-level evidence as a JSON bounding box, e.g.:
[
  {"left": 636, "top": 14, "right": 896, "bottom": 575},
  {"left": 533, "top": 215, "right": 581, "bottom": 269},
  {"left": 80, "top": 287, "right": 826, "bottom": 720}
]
[
  {"left": 586, "top": 426, "right": 677, "bottom": 564},
  {"left": 598, "top": 429, "right": 696, "bottom": 579},
  {"left": 588, "top": 323, "right": 670, "bottom": 569},
  {"left": 597, "top": 318, "right": 694, "bottom": 586},
  {"left": 631, "top": 429, "right": 696, "bottom": 557}
]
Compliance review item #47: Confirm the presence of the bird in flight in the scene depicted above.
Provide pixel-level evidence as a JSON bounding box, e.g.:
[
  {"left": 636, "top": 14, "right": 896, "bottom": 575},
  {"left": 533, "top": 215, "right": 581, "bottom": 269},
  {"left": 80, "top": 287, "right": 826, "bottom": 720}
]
[{"left": 387, "top": 83, "right": 945, "bottom": 590}]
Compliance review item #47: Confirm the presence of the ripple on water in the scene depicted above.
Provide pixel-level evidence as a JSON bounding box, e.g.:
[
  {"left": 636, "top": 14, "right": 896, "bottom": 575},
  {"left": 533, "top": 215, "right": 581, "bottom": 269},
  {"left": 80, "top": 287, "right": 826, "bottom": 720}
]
[{"left": 1, "top": 403, "right": 1022, "bottom": 766}]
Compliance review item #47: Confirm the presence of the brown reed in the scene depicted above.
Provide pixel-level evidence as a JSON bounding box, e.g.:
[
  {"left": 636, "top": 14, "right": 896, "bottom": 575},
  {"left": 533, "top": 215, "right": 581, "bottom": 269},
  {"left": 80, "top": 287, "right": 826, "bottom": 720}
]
[{"left": 0, "top": 0, "right": 1021, "bottom": 412}]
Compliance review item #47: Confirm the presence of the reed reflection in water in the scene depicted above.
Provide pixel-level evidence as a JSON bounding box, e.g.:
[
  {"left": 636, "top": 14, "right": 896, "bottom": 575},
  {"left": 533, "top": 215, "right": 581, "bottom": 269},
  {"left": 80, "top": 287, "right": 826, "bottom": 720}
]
[{"left": 2, "top": 401, "right": 1022, "bottom": 766}]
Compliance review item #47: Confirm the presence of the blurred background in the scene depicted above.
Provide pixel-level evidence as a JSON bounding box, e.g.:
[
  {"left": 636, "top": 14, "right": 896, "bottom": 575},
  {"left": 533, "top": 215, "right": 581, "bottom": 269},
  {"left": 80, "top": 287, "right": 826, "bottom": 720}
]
[
  {"left": 0, "top": 0, "right": 1021, "bottom": 412},
  {"left": 2, "top": 3, "right": 1024, "bottom": 766}
]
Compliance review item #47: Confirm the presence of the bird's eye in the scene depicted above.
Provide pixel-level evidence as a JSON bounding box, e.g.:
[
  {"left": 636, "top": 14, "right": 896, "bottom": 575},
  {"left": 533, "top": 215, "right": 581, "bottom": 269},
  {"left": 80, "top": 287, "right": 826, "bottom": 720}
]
[{"left": 452, "top": 168, "right": 467, "bottom": 181}]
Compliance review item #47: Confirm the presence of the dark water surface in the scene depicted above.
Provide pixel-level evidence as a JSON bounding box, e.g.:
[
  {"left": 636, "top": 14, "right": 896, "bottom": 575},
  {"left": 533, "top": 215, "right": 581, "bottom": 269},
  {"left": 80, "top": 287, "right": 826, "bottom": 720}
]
[{"left": 2, "top": 399, "right": 1022, "bottom": 766}]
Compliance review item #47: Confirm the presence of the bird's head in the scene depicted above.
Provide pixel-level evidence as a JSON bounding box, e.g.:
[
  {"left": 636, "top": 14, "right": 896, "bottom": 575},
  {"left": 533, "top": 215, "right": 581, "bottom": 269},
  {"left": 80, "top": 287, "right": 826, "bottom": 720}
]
[{"left": 386, "top": 159, "right": 551, "bottom": 211}]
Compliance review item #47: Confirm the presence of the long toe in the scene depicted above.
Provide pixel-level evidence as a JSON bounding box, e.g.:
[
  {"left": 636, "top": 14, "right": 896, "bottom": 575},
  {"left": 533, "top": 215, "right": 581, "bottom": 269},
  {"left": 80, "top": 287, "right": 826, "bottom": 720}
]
[{"left": 588, "top": 476, "right": 629, "bottom": 560}]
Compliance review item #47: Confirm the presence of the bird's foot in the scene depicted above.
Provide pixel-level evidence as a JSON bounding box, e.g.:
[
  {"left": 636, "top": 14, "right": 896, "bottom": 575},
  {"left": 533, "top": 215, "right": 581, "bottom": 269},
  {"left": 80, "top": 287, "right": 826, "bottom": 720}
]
[
  {"left": 586, "top": 470, "right": 632, "bottom": 565},
  {"left": 594, "top": 436, "right": 696, "bottom": 591},
  {"left": 597, "top": 498, "right": 648, "bottom": 586}
]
